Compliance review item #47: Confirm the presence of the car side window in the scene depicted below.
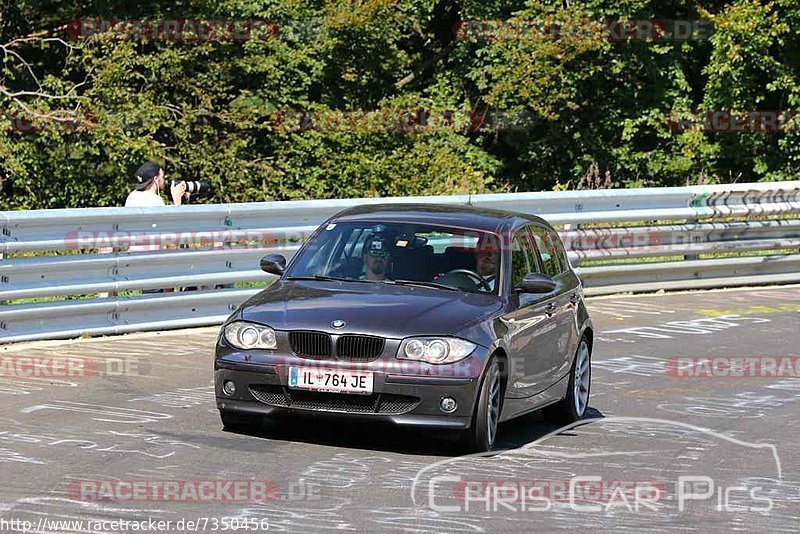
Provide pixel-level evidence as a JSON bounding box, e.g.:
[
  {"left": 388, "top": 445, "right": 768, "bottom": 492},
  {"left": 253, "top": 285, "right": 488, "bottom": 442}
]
[
  {"left": 510, "top": 232, "right": 537, "bottom": 288},
  {"left": 529, "top": 226, "right": 563, "bottom": 278},
  {"left": 549, "top": 229, "right": 570, "bottom": 272}
]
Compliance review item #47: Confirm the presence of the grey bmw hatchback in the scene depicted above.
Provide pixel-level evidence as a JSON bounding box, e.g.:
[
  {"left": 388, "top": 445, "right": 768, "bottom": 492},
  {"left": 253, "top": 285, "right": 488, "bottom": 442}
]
[{"left": 215, "top": 204, "right": 593, "bottom": 451}]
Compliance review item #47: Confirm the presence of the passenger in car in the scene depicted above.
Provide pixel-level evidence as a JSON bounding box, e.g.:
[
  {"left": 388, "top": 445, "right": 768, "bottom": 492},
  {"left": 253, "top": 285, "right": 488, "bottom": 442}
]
[{"left": 476, "top": 234, "right": 499, "bottom": 291}]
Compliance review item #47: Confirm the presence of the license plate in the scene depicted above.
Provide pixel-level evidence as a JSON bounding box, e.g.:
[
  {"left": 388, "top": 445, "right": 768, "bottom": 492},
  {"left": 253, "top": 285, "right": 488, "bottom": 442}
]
[{"left": 288, "top": 366, "right": 374, "bottom": 395}]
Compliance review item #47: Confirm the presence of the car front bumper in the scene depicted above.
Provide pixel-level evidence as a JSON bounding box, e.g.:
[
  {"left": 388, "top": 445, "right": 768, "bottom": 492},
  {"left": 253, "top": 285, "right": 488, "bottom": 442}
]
[{"left": 214, "top": 348, "right": 489, "bottom": 430}]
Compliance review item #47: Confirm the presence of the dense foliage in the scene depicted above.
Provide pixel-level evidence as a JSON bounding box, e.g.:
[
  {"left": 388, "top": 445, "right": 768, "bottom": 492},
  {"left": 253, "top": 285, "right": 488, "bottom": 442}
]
[{"left": 1, "top": 0, "right": 798, "bottom": 210}]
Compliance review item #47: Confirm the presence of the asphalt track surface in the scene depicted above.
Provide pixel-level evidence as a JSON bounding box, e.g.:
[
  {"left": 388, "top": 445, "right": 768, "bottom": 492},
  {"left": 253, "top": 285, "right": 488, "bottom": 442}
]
[{"left": 1, "top": 285, "right": 798, "bottom": 533}]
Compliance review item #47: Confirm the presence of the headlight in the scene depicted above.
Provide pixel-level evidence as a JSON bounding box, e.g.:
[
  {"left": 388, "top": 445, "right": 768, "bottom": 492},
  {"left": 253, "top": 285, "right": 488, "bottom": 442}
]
[
  {"left": 223, "top": 321, "right": 277, "bottom": 350},
  {"left": 398, "top": 337, "right": 476, "bottom": 364}
]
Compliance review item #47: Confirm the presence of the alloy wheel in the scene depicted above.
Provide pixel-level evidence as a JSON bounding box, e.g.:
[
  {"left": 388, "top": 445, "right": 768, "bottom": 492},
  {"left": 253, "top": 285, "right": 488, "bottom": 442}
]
[
  {"left": 573, "top": 341, "right": 591, "bottom": 417},
  {"left": 486, "top": 367, "right": 501, "bottom": 447}
]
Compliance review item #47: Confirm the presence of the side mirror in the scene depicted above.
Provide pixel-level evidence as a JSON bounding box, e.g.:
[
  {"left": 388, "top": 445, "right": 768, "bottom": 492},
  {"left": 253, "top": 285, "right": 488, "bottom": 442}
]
[
  {"left": 519, "top": 272, "right": 556, "bottom": 293},
  {"left": 260, "top": 254, "right": 286, "bottom": 275}
]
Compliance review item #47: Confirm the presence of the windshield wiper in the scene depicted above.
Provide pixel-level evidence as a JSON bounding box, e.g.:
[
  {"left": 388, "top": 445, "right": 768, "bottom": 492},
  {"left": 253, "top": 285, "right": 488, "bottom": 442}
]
[
  {"left": 389, "top": 279, "right": 461, "bottom": 292},
  {"left": 288, "top": 275, "right": 460, "bottom": 291},
  {"left": 287, "top": 275, "right": 371, "bottom": 283}
]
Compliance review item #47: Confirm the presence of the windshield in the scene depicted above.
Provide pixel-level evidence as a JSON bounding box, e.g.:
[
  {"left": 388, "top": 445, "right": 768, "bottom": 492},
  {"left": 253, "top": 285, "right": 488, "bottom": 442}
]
[{"left": 286, "top": 221, "right": 501, "bottom": 294}]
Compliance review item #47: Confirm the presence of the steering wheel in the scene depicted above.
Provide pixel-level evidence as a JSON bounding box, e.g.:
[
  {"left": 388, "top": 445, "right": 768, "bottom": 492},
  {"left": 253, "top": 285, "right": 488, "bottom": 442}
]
[{"left": 443, "top": 269, "right": 493, "bottom": 292}]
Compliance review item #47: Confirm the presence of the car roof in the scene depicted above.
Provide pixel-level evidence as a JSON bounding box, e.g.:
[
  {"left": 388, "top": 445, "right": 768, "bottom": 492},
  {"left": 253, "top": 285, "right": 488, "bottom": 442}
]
[{"left": 330, "top": 203, "right": 551, "bottom": 234}]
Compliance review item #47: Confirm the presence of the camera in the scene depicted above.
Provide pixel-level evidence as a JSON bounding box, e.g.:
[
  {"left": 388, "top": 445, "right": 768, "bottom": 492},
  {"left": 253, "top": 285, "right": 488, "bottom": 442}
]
[{"left": 171, "top": 179, "right": 211, "bottom": 200}]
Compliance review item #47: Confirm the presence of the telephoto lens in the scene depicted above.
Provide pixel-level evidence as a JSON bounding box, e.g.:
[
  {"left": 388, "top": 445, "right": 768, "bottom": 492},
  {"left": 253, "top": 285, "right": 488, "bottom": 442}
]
[
  {"left": 185, "top": 180, "right": 210, "bottom": 195},
  {"left": 172, "top": 180, "right": 211, "bottom": 197}
]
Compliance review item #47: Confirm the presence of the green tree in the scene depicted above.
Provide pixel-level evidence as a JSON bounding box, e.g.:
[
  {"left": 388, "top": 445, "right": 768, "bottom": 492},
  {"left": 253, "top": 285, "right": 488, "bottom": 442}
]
[{"left": 1, "top": 0, "right": 798, "bottom": 210}]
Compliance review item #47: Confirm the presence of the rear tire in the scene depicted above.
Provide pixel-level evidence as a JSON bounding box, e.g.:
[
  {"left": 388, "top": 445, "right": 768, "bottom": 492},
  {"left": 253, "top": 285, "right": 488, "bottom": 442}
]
[
  {"left": 220, "top": 410, "right": 262, "bottom": 431},
  {"left": 463, "top": 357, "right": 503, "bottom": 453},
  {"left": 544, "top": 338, "right": 591, "bottom": 425}
]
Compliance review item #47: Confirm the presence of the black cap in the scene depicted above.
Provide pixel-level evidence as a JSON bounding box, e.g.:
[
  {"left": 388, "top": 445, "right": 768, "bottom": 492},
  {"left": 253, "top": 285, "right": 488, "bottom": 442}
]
[
  {"left": 133, "top": 162, "right": 162, "bottom": 191},
  {"left": 364, "top": 234, "right": 392, "bottom": 258}
]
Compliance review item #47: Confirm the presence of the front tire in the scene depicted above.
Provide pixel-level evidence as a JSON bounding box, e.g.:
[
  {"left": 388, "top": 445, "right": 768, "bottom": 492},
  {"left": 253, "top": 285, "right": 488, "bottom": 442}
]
[
  {"left": 545, "top": 338, "right": 591, "bottom": 424},
  {"left": 464, "top": 357, "right": 503, "bottom": 452}
]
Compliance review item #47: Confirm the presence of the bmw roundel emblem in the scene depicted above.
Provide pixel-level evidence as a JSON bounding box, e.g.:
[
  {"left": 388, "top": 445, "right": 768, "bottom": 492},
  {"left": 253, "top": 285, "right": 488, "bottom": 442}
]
[{"left": 331, "top": 319, "right": 346, "bottom": 329}]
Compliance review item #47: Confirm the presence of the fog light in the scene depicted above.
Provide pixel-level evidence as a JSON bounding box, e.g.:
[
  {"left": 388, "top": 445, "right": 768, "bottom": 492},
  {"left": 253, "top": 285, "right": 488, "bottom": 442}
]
[
  {"left": 440, "top": 397, "right": 457, "bottom": 413},
  {"left": 223, "top": 380, "right": 236, "bottom": 396}
]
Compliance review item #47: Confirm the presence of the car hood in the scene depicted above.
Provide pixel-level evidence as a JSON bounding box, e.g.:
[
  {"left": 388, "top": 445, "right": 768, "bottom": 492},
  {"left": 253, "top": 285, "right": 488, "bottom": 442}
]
[{"left": 239, "top": 279, "right": 503, "bottom": 339}]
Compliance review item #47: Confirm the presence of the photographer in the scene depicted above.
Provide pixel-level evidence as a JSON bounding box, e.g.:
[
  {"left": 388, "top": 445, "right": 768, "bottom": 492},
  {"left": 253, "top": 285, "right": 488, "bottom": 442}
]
[
  {"left": 125, "top": 162, "right": 186, "bottom": 207},
  {"left": 121, "top": 162, "right": 185, "bottom": 295}
]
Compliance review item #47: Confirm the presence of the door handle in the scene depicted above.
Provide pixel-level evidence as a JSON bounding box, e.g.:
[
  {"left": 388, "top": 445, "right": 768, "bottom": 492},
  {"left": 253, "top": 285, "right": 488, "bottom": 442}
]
[
  {"left": 569, "top": 293, "right": 580, "bottom": 304},
  {"left": 545, "top": 302, "right": 556, "bottom": 316}
]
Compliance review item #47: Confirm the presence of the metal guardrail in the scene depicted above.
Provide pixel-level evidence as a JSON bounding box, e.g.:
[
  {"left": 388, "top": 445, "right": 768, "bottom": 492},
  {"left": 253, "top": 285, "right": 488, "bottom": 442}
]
[{"left": 1, "top": 181, "right": 799, "bottom": 343}]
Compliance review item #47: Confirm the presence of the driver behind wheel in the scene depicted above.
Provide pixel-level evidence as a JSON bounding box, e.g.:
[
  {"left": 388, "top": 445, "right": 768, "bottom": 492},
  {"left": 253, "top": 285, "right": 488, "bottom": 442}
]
[{"left": 361, "top": 234, "right": 393, "bottom": 281}]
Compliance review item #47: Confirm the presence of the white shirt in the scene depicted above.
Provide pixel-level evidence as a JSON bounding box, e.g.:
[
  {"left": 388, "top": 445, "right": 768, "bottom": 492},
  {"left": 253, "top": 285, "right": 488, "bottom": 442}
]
[
  {"left": 125, "top": 189, "right": 165, "bottom": 207},
  {"left": 124, "top": 190, "right": 165, "bottom": 251}
]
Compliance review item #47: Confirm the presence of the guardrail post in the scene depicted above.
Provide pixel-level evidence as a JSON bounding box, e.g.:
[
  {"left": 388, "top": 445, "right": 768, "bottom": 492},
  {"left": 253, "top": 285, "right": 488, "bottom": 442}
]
[
  {"left": 683, "top": 232, "right": 701, "bottom": 262},
  {"left": 0, "top": 212, "right": 7, "bottom": 308},
  {"left": 0, "top": 250, "right": 4, "bottom": 308}
]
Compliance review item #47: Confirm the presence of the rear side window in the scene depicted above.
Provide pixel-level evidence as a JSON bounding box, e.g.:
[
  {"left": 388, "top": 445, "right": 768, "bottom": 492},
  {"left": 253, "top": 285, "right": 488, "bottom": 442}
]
[{"left": 529, "top": 226, "right": 563, "bottom": 277}]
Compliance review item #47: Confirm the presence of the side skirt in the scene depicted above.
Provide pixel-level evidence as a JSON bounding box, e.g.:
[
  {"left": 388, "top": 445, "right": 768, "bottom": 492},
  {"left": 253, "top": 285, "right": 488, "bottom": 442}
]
[{"left": 499, "top": 373, "right": 570, "bottom": 423}]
